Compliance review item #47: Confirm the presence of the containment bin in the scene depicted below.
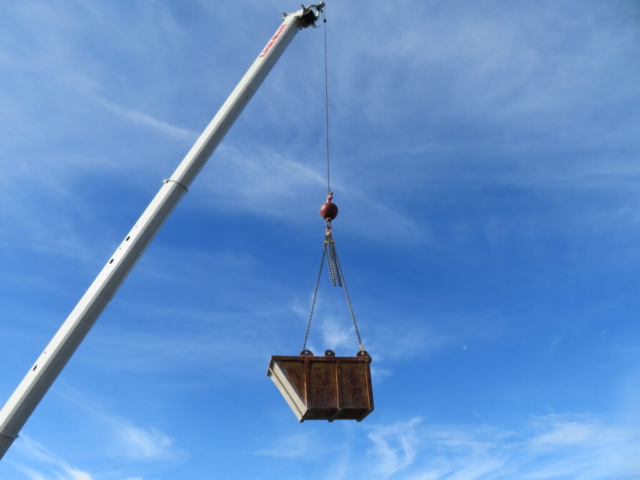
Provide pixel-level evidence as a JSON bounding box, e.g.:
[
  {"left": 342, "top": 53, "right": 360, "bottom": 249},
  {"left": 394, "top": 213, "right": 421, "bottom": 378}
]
[{"left": 267, "top": 350, "right": 374, "bottom": 422}]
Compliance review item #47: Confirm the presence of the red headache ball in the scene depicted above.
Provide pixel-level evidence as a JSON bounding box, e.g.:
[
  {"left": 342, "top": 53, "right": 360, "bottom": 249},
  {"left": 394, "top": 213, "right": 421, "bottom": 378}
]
[{"left": 320, "top": 202, "right": 338, "bottom": 220}]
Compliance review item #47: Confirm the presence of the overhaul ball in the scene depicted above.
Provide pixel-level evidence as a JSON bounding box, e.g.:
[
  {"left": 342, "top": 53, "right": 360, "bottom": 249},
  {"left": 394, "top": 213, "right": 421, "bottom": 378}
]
[{"left": 320, "top": 192, "right": 338, "bottom": 220}]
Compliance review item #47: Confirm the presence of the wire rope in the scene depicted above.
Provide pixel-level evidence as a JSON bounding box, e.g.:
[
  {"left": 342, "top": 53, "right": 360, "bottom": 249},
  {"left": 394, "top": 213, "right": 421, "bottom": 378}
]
[
  {"left": 301, "top": 7, "right": 365, "bottom": 355},
  {"left": 322, "top": 9, "right": 331, "bottom": 194}
]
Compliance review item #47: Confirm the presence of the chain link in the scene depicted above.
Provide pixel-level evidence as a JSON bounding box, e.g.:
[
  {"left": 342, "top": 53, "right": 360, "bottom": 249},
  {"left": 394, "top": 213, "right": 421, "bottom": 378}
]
[
  {"left": 330, "top": 242, "right": 365, "bottom": 351},
  {"left": 301, "top": 247, "right": 326, "bottom": 352},
  {"left": 302, "top": 228, "right": 365, "bottom": 353},
  {"left": 327, "top": 239, "right": 342, "bottom": 287}
]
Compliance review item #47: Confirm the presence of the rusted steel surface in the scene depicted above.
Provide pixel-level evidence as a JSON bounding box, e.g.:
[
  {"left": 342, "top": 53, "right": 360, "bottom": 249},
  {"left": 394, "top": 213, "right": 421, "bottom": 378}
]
[{"left": 267, "top": 350, "right": 374, "bottom": 422}]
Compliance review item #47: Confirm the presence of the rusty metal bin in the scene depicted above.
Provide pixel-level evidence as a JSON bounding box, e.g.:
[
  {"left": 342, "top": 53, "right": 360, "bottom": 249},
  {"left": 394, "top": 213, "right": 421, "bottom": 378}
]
[{"left": 267, "top": 350, "right": 374, "bottom": 422}]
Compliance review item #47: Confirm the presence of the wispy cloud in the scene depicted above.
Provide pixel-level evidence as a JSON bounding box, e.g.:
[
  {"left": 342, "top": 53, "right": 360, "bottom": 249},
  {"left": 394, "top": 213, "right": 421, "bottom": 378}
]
[
  {"left": 116, "top": 424, "right": 175, "bottom": 461},
  {"left": 361, "top": 413, "right": 640, "bottom": 480},
  {"left": 197, "top": 143, "right": 428, "bottom": 245},
  {"left": 320, "top": 317, "right": 353, "bottom": 351},
  {"left": 254, "top": 433, "right": 313, "bottom": 459},
  {"left": 10, "top": 463, "right": 48, "bottom": 480},
  {"left": 529, "top": 416, "right": 599, "bottom": 449},
  {"left": 11, "top": 436, "right": 94, "bottom": 480},
  {"left": 370, "top": 366, "right": 392, "bottom": 383},
  {"left": 91, "top": 327, "right": 257, "bottom": 372},
  {"left": 367, "top": 418, "right": 420, "bottom": 479},
  {"left": 98, "top": 98, "right": 196, "bottom": 141},
  {"left": 54, "top": 387, "right": 186, "bottom": 463},
  {"left": 0, "top": 0, "right": 201, "bottom": 263},
  {"left": 329, "top": 1, "right": 640, "bottom": 147}
]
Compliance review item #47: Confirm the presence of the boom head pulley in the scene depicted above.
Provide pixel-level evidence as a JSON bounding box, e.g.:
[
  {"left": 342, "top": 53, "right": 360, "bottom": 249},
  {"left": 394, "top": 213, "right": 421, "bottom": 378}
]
[{"left": 282, "top": 2, "right": 326, "bottom": 28}]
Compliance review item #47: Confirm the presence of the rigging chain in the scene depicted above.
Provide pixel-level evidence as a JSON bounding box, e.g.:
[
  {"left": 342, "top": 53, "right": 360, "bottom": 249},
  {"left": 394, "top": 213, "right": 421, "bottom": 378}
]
[{"left": 301, "top": 221, "right": 365, "bottom": 354}]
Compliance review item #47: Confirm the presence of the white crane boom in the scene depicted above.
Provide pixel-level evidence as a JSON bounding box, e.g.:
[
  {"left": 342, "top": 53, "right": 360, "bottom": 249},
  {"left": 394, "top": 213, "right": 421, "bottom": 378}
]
[{"left": 0, "top": 3, "right": 325, "bottom": 460}]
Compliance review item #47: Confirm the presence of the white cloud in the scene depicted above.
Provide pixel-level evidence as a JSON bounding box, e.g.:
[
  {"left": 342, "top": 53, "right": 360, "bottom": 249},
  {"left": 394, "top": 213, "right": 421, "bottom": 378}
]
[
  {"left": 254, "top": 433, "right": 313, "bottom": 459},
  {"left": 12, "top": 436, "right": 95, "bottom": 480},
  {"left": 320, "top": 317, "right": 352, "bottom": 351},
  {"left": 103, "top": 418, "right": 183, "bottom": 462},
  {"left": 10, "top": 463, "right": 48, "bottom": 480},
  {"left": 361, "top": 414, "right": 640, "bottom": 480},
  {"left": 370, "top": 366, "right": 392, "bottom": 383},
  {"left": 117, "top": 425, "right": 173, "bottom": 460},
  {"left": 5, "top": 399, "right": 181, "bottom": 477},
  {"left": 98, "top": 98, "right": 196, "bottom": 141},
  {"left": 196, "top": 143, "right": 428, "bottom": 246},
  {"left": 367, "top": 418, "right": 421, "bottom": 479},
  {"left": 51, "top": 388, "right": 186, "bottom": 463},
  {"left": 529, "top": 418, "right": 598, "bottom": 449},
  {"left": 88, "top": 320, "right": 264, "bottom": 374}
]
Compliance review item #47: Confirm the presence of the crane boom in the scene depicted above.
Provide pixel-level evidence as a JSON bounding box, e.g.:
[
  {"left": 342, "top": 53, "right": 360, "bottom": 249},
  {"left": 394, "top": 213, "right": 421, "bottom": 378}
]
[{"left": 0, "top": 3, "right": 325, "bottom": 460}]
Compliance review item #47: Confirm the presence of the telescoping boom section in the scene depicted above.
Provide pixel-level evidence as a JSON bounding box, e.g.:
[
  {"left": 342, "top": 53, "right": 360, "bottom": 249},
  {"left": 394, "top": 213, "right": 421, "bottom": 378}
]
[{"left": 0, "top": 3, "right": 326, "bottom": 461}]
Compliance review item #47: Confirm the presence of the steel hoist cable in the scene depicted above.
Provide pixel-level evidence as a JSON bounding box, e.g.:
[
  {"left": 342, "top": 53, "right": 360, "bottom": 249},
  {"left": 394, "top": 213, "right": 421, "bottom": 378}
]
[
  {"left": 300, "top": 11, "right": 366, "bottom": 354},
  {"left": 322, "top": 7, "right": 331, "bottom": 195}
]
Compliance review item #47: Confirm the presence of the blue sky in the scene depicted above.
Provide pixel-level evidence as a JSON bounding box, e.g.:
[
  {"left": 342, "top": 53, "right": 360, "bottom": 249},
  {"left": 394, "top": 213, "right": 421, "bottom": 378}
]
[{"left": 1, "top": 0, "right": 640, "bottom": 478}]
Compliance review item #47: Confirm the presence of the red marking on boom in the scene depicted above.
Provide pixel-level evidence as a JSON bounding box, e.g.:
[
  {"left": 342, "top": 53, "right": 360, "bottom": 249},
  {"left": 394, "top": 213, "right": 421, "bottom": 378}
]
[{"left": 259, "top": 24, "right": 287, "bottom": 58}]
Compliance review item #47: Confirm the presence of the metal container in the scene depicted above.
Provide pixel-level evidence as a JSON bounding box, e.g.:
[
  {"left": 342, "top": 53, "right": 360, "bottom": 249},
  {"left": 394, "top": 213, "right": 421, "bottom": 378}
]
[{"left": 267, "top": 350, "right": 374, "bottom": 422}]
